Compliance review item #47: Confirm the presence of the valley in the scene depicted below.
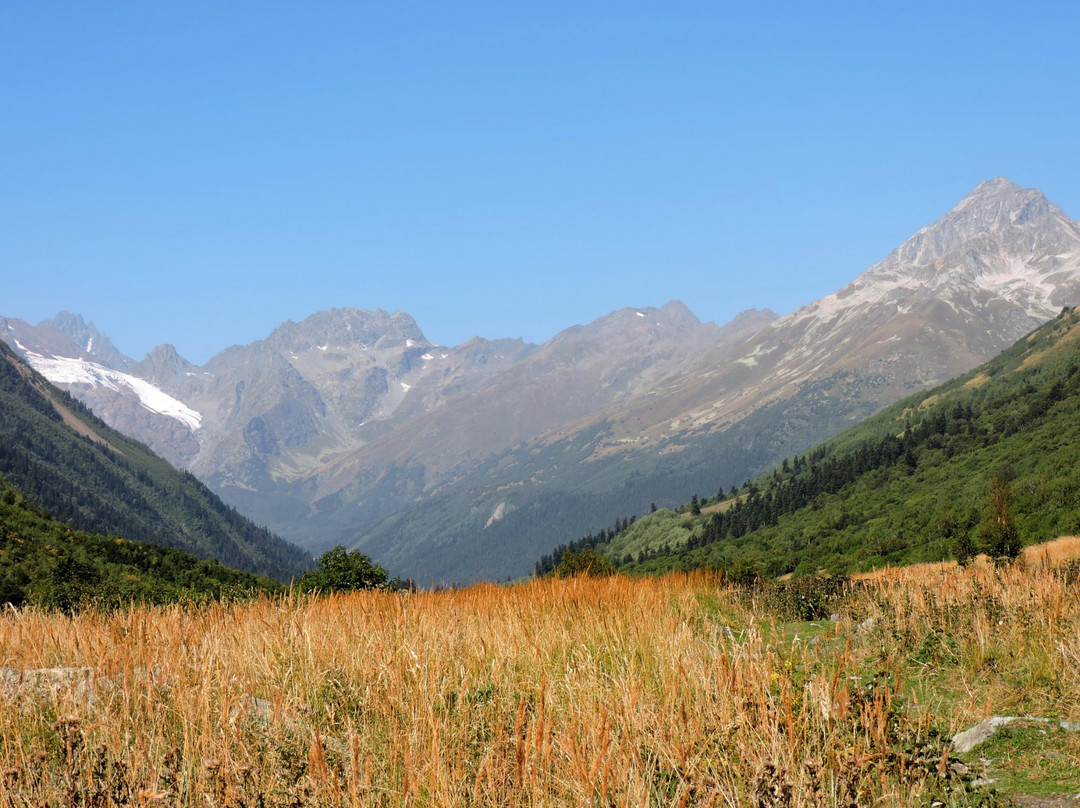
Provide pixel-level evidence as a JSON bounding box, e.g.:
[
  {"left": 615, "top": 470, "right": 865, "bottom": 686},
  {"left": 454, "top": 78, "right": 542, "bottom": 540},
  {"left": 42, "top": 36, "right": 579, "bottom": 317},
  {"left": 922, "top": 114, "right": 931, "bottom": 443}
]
[
  {"left": 4, "top": 177, "right": 1080, "bottom": 584},
  {"left": 4, "top": 172, "right": 1080, "bottom": 808},
  {"left": 7, "top": 6, "right": 1080, "bottom": 803}
]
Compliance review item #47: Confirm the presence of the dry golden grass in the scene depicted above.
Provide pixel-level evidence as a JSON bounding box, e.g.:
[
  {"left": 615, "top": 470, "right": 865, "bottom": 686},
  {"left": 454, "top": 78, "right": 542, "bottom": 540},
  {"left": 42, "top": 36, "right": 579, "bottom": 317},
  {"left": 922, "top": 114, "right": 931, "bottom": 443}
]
[
  {"left": 1022, "top": 535, "right": 1080, "bottom": 567},
  {"left": 851, "top": 536, "right": 1080, "bottom": 583},
  {"left": 1, "top": 561, "right": 1077, "bottom": 806}
]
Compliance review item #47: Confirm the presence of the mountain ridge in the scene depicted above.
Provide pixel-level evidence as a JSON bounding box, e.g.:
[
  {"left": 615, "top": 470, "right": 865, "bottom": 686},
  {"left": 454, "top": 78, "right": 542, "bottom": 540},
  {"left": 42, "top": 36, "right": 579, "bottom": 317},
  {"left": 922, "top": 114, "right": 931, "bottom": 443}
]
[{"left": 5, "top": 177, "right": 1080, "bottom": 583}]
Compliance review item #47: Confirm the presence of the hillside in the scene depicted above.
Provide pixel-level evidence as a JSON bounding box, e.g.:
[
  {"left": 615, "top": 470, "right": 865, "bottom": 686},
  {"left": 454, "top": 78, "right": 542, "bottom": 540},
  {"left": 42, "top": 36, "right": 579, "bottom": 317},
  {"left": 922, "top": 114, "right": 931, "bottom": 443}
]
[
  {"left": 0, "top": 340, "right": 310, "bottom": 582},
  {"left": 0, "top": 478, "right": 280, "bottom": 609},
  {"left": 563, "top": 306, "right": 1080, "bottom": 578}
]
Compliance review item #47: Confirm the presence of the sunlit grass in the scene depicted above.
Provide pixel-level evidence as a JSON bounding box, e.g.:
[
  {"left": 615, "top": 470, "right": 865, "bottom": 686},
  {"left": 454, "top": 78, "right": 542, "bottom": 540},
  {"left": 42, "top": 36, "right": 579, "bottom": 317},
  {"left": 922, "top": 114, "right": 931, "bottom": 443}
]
[{"left": 1, "top": 554, "right": 1077, "bottom": 805}]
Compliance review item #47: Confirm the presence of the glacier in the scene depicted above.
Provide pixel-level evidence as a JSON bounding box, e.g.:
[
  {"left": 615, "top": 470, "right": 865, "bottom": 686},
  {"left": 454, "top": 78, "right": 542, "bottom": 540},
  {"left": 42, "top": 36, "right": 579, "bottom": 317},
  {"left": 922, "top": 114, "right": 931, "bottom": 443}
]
[{"left": 18, "top": 348, "right": 202, "bottom": 431}]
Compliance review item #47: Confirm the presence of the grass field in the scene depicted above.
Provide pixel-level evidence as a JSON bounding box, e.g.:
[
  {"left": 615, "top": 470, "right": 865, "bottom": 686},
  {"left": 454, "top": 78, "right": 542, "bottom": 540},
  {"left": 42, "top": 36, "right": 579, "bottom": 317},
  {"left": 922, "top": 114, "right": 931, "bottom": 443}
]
[{"left": 1, "top": 552, "right": 1078, "bottom": 806}]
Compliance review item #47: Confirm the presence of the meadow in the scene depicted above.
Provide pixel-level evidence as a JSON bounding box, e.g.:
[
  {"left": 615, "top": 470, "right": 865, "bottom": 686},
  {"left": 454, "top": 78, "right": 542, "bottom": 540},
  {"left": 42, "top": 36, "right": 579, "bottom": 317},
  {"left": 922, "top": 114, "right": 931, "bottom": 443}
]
[{"left": 1, "top": 547, "right": 1078, "bottom": 806}]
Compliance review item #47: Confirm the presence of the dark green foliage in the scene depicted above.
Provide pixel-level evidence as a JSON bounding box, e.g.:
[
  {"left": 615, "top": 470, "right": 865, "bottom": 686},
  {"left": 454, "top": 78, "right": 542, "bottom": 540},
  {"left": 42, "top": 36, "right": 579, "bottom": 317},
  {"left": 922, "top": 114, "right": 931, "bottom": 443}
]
[
  {"left": 953, "top": 531, "right": 977, "bottom": 567},
  {"left": 555, "top": 549, "right": 615, "bottom": 578},
  {"left": 534, "top": 514, "right": 637, "bottom": 577},
  {"left": 0, "top": 478, "right": 279, "bottom": 610},
  {"left": 581, "top": 308, "right": 1080, "bottom": 578},
  {"left": 723, "top": 558, "right": 762, "bottom": 586},
  {"left": 296, "top": 546, "right": 389, "bottom": 592},
  {"left": 0, "top": 341, "right": 308, "bottom": 581}
]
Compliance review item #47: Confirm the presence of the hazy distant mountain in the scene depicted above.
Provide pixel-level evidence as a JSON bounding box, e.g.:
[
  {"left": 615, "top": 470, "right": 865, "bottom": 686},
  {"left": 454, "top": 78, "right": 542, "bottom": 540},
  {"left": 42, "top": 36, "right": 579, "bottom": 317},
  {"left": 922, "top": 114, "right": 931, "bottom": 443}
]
[
  {"left": 0, "top": 302, "right": 770, "bottom": 573},
  {"left": 341, "top": 177, "right": 1080, "bottom": 581},
  {"left": 4, "top": 177, "right": 1078, "bottom": 583}
]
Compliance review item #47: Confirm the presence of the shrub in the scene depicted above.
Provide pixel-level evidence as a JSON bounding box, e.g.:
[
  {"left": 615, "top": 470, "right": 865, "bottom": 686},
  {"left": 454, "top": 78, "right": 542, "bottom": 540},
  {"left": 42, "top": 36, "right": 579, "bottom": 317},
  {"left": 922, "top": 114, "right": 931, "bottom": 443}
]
[
  {"left": 297, "top": 546, "right": 389, "bottom": 592},
  {"left": 556, "top": 549, "right": 615, "bottom": 578}
]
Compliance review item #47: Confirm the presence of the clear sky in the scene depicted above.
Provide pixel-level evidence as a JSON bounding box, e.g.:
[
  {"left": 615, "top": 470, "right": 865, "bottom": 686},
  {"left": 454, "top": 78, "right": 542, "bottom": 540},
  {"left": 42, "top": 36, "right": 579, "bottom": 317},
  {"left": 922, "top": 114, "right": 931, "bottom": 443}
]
[{"left": 3, "top": 2, "right": 1079, "bottom": 364}]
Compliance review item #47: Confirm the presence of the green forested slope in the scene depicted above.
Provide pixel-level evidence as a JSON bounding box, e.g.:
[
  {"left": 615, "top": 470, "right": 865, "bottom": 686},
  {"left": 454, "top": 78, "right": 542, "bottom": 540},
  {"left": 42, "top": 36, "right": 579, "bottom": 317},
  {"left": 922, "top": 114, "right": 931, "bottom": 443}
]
[
  {"left": 544, "top": 308, "right": 1080, "bottom": 578},
  {"left": 0, "top": 478, "right": 280, "bottom": 609},
  {"left": 0, "top": 341, "right": 309, "bottom": 581}
]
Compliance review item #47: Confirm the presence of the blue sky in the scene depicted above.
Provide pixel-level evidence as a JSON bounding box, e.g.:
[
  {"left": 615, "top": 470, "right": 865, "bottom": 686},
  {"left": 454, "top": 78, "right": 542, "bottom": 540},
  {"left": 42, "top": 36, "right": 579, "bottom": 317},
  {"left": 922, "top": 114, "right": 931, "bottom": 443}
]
[{"left": 3, "top": 2, "right": 1079, "bottom": 363}]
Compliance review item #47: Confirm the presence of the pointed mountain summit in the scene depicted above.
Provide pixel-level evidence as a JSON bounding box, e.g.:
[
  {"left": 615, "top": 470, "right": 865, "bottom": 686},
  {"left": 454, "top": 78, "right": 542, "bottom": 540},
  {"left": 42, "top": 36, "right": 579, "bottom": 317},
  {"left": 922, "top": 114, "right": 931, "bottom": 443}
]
[
  {"left": 855, "top": 176, "right": 1080, "bottom": 319},
  {"left": 728, "top": 177, "right": 1080, "bottom": 398},
  {"left": 41, "top": 311, "right": 134, "bottom": 370},
  {"left": 0, "top": 312, "right": 133, "bottom": 371},
  {"left": 135, "top": 344, "right": 197, "bottom": 386},
  {"left": 369, "top": 177, "right": 1080, "bottom": 582}
]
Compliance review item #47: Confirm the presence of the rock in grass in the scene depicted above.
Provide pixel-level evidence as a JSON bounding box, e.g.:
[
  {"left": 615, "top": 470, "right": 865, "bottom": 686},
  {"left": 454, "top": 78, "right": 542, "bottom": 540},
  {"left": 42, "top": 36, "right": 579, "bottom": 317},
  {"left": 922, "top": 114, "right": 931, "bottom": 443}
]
[{"left": 951, "top": 715, "right": 1080, "bottom": 754}]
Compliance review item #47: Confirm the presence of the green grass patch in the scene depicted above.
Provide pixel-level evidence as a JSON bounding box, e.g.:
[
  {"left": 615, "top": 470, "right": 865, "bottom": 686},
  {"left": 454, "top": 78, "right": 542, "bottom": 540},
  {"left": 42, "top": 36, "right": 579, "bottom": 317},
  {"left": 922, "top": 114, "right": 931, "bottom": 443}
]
[{"left": 964, "top": 723, "right": 1080, "bottom": 798}]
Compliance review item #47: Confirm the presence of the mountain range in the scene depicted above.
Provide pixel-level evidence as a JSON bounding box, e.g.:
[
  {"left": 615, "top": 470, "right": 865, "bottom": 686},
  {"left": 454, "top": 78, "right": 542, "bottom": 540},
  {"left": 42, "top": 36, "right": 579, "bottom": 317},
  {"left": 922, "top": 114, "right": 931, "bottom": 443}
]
[{"left": 4, "top": 177, "right": 1079, "bottom": 583}]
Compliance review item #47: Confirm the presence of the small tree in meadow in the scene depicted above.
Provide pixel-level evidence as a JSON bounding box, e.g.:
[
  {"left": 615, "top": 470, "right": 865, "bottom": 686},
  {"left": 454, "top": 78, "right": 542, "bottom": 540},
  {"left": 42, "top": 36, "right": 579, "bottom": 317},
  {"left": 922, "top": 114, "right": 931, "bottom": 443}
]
[
  {"left": 980, "top": 475, "right": 1021, "bottom": 563},
  {"left": 298, "top": 546, "right": 389, "bottom": 593},
  {"left": 556, "top": 549, "right": 615, "bottom": 578}
]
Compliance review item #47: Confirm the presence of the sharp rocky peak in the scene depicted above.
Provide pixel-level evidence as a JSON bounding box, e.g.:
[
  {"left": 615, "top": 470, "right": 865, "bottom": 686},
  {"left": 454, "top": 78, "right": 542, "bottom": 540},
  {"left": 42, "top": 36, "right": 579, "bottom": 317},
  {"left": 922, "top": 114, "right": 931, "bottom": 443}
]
[
  {"left": 25, "top": 312, "right": 133, "bottom": 370},
  {"left": 889, "top": 177, "right": 1076, "bottom": 268},
  {"left": 131, "top": 344, "right": 196, "bottom": 387},
  {"left": 772, "top": 179, "right": 1080, "bottom": 335},
  {"left": 43, "top": 311, "right": 92, "bottom": 339}
]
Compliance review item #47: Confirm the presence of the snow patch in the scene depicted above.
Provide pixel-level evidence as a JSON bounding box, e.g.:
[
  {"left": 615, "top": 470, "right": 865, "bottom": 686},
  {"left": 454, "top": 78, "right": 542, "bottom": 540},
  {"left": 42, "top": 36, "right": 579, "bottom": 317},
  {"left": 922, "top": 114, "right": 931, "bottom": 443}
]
[
  {"left": 21, "top": 351, "right": 202, "bottom": 431},
  {"left": 317, "top": 345, "right": 328, "bottom": 351},
  {"left": 635, "top": 311, "right": 645, "bottom": 317},
  {"left": 421, "top": 353, "right": 434, "bottom": 360},
  {"left": 399, "top": 382, "right": 412, "bottom": 392},
  {"left": 406, "top": 339, "right": 415, "bottom": 347},
  {"left": 973, "top": 259, "right": 1059, "bottom": 318},
  {"left": 484, "top": 501, "right": 508, "bottom": 528},
  {"left": 737, "top": 356, "right": 758, "bottom": 367},
  {"left": 441, "top": 353, "right": 449, "bottom": 359}
]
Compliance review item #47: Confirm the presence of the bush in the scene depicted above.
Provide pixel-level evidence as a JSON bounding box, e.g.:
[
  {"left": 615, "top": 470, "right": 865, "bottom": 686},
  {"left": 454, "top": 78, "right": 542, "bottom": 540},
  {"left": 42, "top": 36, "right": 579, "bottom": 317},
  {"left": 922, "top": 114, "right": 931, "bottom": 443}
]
[
  {"left": 556, "top": 549, "right": 615, "bottom": 578},
  {"left": 953, "top": 531, "right": 977, "bottom": 567},
  {"left": 734, "top": 575, "right": 854, "bottom": 621},
  {"left": 297, "top": 546, "right": 389, "bottom": 593}
]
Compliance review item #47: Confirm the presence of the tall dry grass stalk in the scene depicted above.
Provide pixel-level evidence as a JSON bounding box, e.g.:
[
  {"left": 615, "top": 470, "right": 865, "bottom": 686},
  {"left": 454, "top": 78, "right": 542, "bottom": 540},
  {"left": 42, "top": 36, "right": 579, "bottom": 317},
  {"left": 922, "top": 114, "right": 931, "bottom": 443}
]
[{"left": 0, "top": 561, "right": 1076, "bottom": 806}]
